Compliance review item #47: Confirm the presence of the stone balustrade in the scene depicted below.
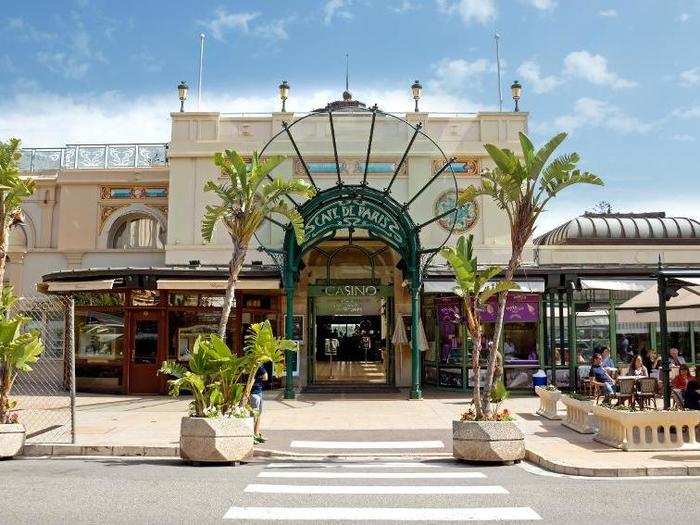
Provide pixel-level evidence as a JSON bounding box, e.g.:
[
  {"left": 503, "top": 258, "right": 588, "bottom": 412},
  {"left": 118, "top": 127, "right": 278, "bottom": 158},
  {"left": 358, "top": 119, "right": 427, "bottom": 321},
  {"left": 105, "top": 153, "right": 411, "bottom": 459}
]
[
  {"left": 592, "top": 406, "right": 700, "bottom": 451},
  {"left": 535, "top": 386, "right": 562, "bottom": 420},
  {"left": 561, "top": 396, "right": 598, "bottom": 434}
]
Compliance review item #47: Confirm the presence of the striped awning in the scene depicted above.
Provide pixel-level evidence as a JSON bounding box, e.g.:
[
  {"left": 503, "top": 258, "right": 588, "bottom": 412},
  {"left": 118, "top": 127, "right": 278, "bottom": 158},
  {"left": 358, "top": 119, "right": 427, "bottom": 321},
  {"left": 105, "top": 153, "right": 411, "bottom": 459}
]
[
  {"left": 156, "top": 279, "right": 280, "bottom": 291},
  {"left": 46, "top": 279, "right": 115, "bottom": 292}
]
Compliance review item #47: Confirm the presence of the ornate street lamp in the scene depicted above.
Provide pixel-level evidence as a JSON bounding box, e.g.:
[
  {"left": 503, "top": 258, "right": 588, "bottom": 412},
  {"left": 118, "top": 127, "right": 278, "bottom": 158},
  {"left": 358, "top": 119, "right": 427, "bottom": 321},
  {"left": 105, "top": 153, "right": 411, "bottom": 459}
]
[
  {"left": 178, "top": 81, "right": 189, "bottom": 112},
  {"left": 279, "top": 80, "right": 290, "bottom": 112},
  {"left": 411, "top": 80, "right": 422, "bottom": 112},
  {"left": 511, "top": 80, "right": 522, "bottom": 112}
]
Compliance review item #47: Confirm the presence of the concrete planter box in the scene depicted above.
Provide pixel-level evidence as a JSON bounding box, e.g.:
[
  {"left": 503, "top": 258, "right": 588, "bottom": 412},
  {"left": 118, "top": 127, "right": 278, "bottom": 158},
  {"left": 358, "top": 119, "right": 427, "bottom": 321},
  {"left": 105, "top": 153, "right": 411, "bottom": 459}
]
[
  {"left": 561, "top": 396, "right": 598, "bottom": 434},
  {"left": 0, "top": 424, "right": 25, "bottom": 459},
  {"left": 535, "top": 386, "right": 562, "bottom": 420},
  {"left": 179, "top": 416, "right": 254, "bottom": 463},
  {"left": 452, "top": 420, "right": 525, "bottom": 463},
  {"left": 592, "top": 405, "right": 700, "bottom": 452}
]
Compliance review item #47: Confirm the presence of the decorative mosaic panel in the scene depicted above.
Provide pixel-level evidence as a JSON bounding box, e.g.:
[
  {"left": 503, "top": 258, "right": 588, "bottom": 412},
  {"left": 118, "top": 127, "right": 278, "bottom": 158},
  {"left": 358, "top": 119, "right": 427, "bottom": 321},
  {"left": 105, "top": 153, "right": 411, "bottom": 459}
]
[
  {"left": 294, "top": 158, "right": 406, "bottom": 177},
  {"left": 433, "top": 190, "right": 479, "bottom": 232},
  {"left": 433, "top": 158, "right": 479, "bottom": 176},
  {"left": 100, "top": 186, "right": 168, "bottom": 200}
]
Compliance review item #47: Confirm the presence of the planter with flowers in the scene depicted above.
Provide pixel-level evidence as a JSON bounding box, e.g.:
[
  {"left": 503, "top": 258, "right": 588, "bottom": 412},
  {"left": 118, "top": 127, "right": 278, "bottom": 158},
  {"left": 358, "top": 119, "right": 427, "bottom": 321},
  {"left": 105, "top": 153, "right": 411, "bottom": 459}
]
[
  {"left": 0, "top": 288, "right": 45, "bottom": 459},
  {"left": 159, "top": 320, "right": 296, "bottom": 464},
  {"left": 442, "top": 235, "right": 525, "bottom": 464}
]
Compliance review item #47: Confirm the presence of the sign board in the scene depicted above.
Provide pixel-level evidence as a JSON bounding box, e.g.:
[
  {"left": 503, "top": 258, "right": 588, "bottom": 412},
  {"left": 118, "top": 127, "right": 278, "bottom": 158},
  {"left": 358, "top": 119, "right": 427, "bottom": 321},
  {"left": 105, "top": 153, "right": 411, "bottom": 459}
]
[{"left": 309, "top": 284, "right": 393, "bottom": 298}]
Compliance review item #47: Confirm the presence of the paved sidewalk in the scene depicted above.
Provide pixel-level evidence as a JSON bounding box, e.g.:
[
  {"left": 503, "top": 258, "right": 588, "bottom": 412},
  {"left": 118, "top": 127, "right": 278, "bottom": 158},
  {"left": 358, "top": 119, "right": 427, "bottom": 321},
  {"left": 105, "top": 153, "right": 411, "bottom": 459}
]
[{"left": 21, "top": 389, "right": 700, "bottom": 476}]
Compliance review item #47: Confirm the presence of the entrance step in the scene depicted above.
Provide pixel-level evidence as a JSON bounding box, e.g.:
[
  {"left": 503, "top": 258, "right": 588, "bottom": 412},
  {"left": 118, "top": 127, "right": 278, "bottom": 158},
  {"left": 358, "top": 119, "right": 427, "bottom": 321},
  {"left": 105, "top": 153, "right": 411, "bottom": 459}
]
[{"left": 301, "top": 384, "right": 400, "bottom": 394}]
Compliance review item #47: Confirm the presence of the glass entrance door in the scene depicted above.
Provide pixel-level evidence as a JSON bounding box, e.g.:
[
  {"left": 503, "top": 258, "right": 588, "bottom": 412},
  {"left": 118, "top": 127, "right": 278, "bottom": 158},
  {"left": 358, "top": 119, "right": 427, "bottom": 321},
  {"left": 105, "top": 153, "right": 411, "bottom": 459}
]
[{"left": 128, "top": 311, "right": 165, "bottom": 394}]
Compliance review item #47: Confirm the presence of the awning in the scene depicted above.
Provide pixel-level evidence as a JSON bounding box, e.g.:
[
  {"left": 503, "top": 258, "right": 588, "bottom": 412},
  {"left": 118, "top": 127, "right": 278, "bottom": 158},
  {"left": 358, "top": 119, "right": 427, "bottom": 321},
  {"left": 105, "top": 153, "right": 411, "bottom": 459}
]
[
  {"left": 616, "top": 281, "right": 700, "bottom": 323},
  {"left": 579, "top": 279, "right": 653, "bottom": 292},
  {"left": 156, "top": 278, "right": 280, "bottom": 291},
  {"left": 424, "top": 278, "right": 545, "bottom": 294},
  {"left": 46, "top": 279, "right": 115, "bottom": 292}
]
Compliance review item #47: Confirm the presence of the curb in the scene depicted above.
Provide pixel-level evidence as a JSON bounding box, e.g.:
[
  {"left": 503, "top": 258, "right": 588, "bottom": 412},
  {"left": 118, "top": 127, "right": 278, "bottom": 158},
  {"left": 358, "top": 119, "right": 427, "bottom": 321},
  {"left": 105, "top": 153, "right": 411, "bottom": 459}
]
[
  {"left": 22, "top": 444, "right": 179, "bottom": 458},
  {"left": 524, "top": 449, "right": 700, "bottom": 477}
]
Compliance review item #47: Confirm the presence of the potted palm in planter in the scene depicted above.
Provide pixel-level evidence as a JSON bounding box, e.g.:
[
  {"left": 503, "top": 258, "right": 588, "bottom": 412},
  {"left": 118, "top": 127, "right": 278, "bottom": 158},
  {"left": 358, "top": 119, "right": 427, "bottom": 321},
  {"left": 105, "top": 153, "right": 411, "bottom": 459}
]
[
  {"left": 159, "top": 320, "right": 295, "bottom": 464},
  {"left": 441, "top": 235, "right": 524, "bottom": 463},
  {"left": 0, "top": 287, "right": 44, "bottom": 459}
]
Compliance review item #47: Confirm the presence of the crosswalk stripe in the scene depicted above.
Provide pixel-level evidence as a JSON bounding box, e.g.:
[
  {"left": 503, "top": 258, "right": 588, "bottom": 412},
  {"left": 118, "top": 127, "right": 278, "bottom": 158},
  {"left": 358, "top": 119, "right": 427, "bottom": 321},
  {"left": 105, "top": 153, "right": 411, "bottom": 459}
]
[
  {"left": 289, "top": 440, "right": 444, "bottom": 449},
  {"left": 223, "top": 506, "right": 542, "bottom": 521},
  {"left": 244, "top": 484, "right": 509, "bottom": 495},
  {"left": 258, "top": 471, "right": 487, "bottom": 479},
  {"left": 265, "top": 461, "right": 440, "bottom": 469}
]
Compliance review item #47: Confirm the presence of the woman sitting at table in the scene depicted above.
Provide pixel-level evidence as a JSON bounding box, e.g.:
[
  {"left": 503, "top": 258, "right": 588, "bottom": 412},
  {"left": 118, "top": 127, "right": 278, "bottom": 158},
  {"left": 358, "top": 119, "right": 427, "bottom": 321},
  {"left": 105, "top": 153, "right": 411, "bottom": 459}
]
[
  {"left": 672, "top": 364, "right": 692, "bottom": 390},
  {"left": 628, "top": 354, "right": 648, "bottom": 378}
]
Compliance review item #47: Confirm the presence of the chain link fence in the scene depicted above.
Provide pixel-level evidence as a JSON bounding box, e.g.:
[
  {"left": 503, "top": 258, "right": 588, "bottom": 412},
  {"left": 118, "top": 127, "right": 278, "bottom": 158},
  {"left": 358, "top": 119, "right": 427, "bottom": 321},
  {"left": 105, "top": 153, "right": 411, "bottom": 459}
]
[{"left": 9, "top": 295, "right": 75, "bottom": 444}]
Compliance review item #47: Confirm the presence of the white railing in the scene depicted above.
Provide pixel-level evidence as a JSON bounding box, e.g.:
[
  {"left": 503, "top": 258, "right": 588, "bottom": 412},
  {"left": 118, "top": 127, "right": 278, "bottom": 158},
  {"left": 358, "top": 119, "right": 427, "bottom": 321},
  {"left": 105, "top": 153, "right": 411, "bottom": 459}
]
[
  {"left": 20, "top": 144, "right": 168, "bottom": 172},
  {"left": 535, "top": 386, "right": 562, "bottom": 420},
  {"left": 561, "top": 396, "right": 598, "bottom": 434}
]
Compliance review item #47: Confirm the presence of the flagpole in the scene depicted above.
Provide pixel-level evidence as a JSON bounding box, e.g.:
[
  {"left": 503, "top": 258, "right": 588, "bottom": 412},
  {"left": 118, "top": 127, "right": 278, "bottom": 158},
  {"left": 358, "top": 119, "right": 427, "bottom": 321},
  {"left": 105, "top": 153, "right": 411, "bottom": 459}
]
[
  {"left": 495, "top": 33, "right": 503, "bottom": 112},
  {"left": 197, "top": 33, "right": 205, "bottom": 110}
]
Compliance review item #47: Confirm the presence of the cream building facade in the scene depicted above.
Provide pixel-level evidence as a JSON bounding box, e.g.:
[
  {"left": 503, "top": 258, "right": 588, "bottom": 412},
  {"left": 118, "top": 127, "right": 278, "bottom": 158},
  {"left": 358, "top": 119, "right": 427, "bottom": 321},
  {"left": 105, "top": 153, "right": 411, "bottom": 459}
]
[{"left": 13, "top": 93, "right": 700, "bottom": 396}]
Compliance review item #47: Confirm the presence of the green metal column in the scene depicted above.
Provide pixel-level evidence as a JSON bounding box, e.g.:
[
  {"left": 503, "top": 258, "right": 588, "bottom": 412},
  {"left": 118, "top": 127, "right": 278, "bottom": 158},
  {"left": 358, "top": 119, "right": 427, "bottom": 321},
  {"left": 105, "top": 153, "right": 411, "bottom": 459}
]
[
  {"left": 690, "top": 321, "right": 696, "bottom": 365},
  {"left": 608, "top": 291, "right": 617, "bottom": 361},
  {"left": 567, "top": 287, "right": 577, "bottom": 390},
  {"left": 537, "top": 296, "right": 546, "bottom": 368},
  {"left": 410, "top": 274, "right": 422, "bottom": 400},
  {"left": 284, "top": 284, "right": 296, "bottom": 400}
]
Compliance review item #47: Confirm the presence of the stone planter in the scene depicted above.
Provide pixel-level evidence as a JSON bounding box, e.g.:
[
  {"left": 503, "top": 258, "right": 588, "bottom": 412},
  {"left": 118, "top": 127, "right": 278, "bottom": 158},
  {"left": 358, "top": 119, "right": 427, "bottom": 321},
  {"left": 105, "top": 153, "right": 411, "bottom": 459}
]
[
  {"left": 179, "top": 416, "right": 254, "bottom": 463},
  {"left": 592, "top": 405, "right": 700, "bottom": 452},
  {"left": 453, "top": 420, "right": 525, "bottom": 463},
  {"left": 535, "top": 386, "right": 562, "bottom": 420},
  {"left": 0, "top": 424, "right": 25, "bottom": 459},
  {"left": 561, "top": 396, "right": 597, "bottom": 434}
]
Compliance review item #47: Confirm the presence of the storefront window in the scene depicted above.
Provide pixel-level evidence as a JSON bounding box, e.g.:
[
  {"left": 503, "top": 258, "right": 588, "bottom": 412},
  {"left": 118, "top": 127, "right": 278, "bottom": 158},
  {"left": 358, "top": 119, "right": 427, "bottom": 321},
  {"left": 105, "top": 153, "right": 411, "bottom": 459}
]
[
  {"left": 167, "top": 311, "right": 221, "bottom": 360},
  {"left": 421, "top": 297, "right": 437, "bottom": 364},
  {"left": 616, "top": 322, "right": 649, "bottom": 363},
  {"left": 575, "top": 311, "right": 609, "bottom": 364},
  {"left": 169, "top": 293, "right": 199, "bottom": 307},
  {"left": 435, "top": 298, "right": 463, "bottom": 366},
  {"left": 74, "top": 292, "right": 125, "bottom": 307},
  {"left": 75, "top": 310, "right": 125, "bottom": 392},
  {"left": 131, "top": 290, "right": 160, "bottom": 306}
]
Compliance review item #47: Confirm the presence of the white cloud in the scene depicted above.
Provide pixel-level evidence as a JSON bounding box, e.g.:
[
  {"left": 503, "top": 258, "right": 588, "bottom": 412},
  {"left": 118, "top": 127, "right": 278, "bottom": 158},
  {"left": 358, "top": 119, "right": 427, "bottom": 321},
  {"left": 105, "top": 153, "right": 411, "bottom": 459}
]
[
  {"left": 0, "top": 85, "right": 487, "bottom": 147},
  {"left": 432, "top": 57, "right": 496, "bottom": 93},
  {"left": 436, "top": 0, "right": 496, "bottom": 25},
  {"left": 323, "top": 0, "right": 354, "bottom": 25},
  {"left": 563, "top": 51, "right": 636, "bottom": 89},
  {"left": 679, "top": 67, "right": 700, "bottom": 87},
  {"left": 391, "top": 0, "right": 419, "bottom": 13},
  {"left": 549, "top": 97, "right": 653, "bottom": 135},
  {"left": 254, "top": 19, "right": 290, "bottom": 41},
  {"left": 516, "top": 60, "right": 563, "bottom": 94},
  {"left": 671, "top": 105, "right": 700, "bottom": 119},
  {"left": 6, "top": 17, "right": 55, "bottom": 41},
  {"left": 522, "top": 0, "right": 556, "bottom": 11},
  {"left": 36, "top": 51, "right": 90, "bottom": 80},
  {"left": 598, "top": 9, "right": 618, "bottom": 17},
  {"left": 670, "top": 133, "right": 695, "bottom": 142},
  {"left": 678, "top": 13, "right": 691, "bottom": 23},
  {"left": 199, "top": 9, "right": 260, "bottom": 41}
]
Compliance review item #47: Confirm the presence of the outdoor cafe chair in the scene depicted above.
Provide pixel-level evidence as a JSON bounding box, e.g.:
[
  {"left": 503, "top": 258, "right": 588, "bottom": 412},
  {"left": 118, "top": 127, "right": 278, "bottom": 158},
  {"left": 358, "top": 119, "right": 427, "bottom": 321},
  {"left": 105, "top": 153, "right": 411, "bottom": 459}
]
[
  {"left": 609, "top": 377, "right": 636, "bottom": 406},
  {"left": 671, "top": 389, "right": 685, "bottom": 410},
  {"left": 580, "top": 377, "right": 604, "bottom": 404},
  {"left": 637, "top": 377, "right": 658, "bottom": 410}
]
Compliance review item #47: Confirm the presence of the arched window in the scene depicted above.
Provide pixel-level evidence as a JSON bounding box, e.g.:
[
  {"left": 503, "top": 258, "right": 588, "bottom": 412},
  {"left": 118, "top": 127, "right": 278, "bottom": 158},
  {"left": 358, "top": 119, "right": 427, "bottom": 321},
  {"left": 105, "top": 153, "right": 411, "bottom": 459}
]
[{"left": 110, "top": 214, "right": 165, "bottom": 249}]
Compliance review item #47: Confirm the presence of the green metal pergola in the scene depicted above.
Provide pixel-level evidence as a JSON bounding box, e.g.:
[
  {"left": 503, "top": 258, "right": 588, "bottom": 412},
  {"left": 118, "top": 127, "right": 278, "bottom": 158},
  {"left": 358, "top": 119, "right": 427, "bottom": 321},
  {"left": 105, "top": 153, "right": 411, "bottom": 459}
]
[{"left": 253, "top": 102, "right": 461, "bottom": 400}]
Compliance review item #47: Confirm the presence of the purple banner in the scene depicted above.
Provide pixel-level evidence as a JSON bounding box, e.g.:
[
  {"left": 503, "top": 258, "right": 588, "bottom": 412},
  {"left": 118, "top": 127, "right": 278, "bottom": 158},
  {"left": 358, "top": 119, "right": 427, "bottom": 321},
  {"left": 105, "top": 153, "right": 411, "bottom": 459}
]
[{"left": 478, "top": 293, "right": 540, "bottom": 323}]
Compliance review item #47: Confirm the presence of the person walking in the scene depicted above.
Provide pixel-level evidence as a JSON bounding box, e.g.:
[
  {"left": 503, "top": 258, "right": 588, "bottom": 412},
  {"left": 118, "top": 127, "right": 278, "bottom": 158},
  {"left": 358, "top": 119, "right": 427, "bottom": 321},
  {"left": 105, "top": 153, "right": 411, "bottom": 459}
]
[{"left": 251, "top": 366, "right": 268, "bottom": 444}]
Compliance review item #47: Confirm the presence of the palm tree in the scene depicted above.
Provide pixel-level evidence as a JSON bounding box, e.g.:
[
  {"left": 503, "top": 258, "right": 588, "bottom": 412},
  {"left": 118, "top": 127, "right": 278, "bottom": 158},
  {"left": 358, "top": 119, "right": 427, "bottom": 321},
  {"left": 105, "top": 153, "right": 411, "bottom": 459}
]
[
  {"left": 0, "top": 138, "right": 35, "bottom": 288},
  {"left": 441, "top": 235, "right": 518, "bottom": 419},
  {"left": 202, "top": 150, "right": 316, "bottom": 339},
  {"left": 459, "top": 131, "right": 603, "bottom": 416}
]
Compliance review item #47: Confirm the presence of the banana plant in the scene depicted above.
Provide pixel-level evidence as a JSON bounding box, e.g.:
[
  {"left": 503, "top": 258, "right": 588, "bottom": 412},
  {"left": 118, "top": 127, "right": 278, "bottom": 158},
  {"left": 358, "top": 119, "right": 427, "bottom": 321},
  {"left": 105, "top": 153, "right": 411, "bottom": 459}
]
[
  {"left": 441, "top": 235, "right": 518, "bottom": 420},
  {"left": 458, "top": 131, "right": 603, "bottom": 416},
  {"left": 239, "top": 320, "right": 297, "bottom": 408},
  {"left": 0, "top": 287, "right": 44, "bottom": 424},
  {"left": 201, "top": 150, "right": 316, "bottom": 339}
]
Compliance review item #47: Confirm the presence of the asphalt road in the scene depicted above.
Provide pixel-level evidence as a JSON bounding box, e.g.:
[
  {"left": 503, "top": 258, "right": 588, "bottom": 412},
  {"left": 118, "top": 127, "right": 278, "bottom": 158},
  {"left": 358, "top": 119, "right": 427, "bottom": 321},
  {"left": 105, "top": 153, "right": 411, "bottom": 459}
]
[{"left": 1, "top": 456, "right": 697, "bottom": 524}]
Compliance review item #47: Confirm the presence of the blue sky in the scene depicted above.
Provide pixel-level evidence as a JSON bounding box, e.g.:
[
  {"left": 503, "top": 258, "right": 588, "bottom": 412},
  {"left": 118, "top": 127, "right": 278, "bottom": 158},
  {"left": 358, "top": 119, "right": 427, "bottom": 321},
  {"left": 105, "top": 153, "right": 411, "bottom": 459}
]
[{"left": 1, "top": 0, "right": 699, "bottom": 230}]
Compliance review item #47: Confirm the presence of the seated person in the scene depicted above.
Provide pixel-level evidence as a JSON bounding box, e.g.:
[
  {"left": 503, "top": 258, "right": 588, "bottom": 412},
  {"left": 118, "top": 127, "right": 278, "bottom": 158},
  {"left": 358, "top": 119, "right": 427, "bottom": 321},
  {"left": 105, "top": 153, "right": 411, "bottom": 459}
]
[
  {"left": 628, "top": 354, "right": 648, "bottom": 378},
  {"left": 589, "top": 353, "right": 615, "bottom": 394},
  {"left": 601, "top": 347, "right": 615, "bottom": 371},
  {"left": 669, "top": 347, "right": 686, "bottom": 367},
  {"left": 684, "top": 376, "right": 700, "bottom": 410},
  {"left": 527, "top": 349, "right": 537, "bottom": 361},
  {"left": 672, "top": 364, "right": 692, "bottom": 390}
]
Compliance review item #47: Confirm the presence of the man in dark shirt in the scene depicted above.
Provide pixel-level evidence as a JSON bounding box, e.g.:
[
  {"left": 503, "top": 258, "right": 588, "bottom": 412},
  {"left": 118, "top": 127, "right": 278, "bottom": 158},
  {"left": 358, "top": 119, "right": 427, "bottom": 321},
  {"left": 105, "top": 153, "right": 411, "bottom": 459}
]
[
  {"left": 589, "top": 353, "right": 615, "bottom": 394},
  {"left": 250, "top": 366, "right": 268, "bottom": 444}
]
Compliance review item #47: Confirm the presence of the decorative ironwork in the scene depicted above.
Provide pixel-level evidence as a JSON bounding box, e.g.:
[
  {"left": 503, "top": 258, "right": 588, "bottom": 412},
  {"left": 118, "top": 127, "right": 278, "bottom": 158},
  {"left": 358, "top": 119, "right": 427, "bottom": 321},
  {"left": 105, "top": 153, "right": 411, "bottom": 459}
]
[
  {"left": 433, "top": 158, "right": 479, "bottom": 176},
  {"left": 434, "top": 190, "right": 478, "bottom": 232},
  {"left": 19, "top": 144, "right": 168, "bottom": 172}
]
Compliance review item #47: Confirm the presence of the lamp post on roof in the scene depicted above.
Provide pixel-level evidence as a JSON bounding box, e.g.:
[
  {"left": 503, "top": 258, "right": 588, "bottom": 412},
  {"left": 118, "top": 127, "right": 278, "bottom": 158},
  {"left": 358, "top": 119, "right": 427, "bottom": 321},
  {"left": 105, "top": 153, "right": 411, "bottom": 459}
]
[
  {"left": 279, "top": 80, "right": 290, "bottom": 112},
  {"left": 177, "top": 81, "right": 189, "bottom": 112},
  {"left": 411, "top": 80, "right": 422, "bottom": 112},
  {"left": 511, "top": 80, "right": 522, "bottom": 112}
]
